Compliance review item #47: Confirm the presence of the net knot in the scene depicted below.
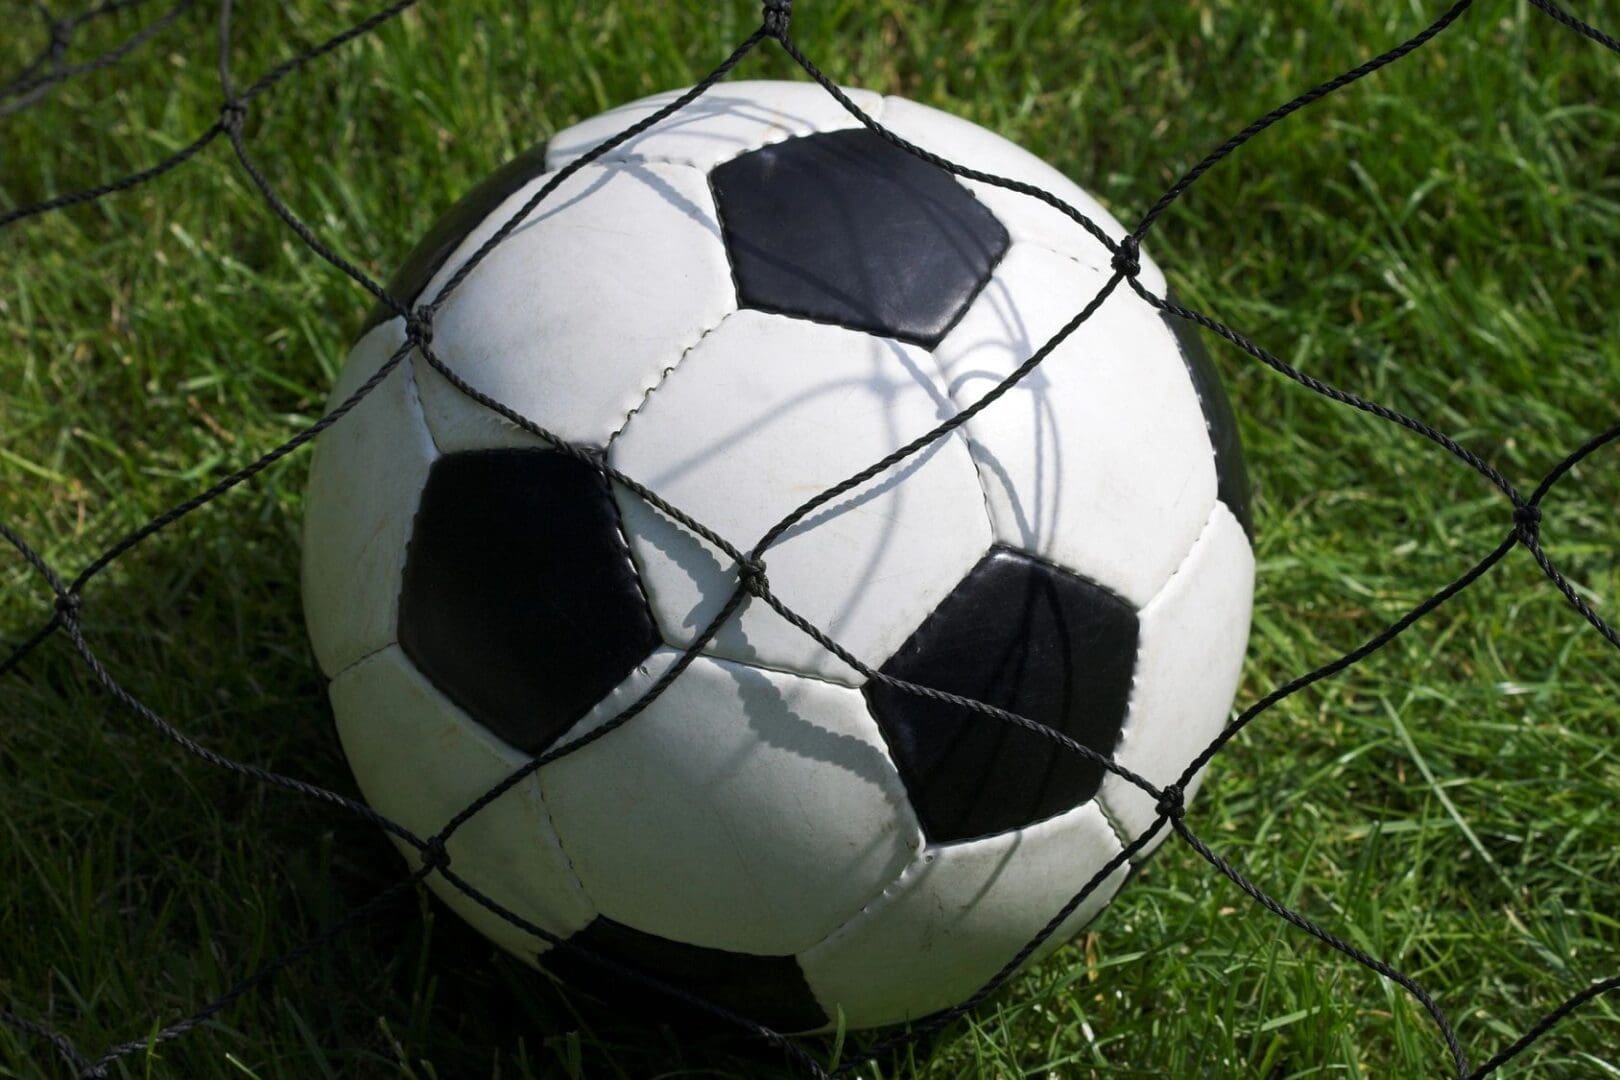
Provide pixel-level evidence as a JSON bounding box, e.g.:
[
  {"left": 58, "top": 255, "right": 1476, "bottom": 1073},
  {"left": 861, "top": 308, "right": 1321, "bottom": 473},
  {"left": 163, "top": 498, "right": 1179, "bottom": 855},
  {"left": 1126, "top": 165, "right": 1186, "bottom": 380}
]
[
  {"left": 762, "top": 0, "right": 792, "bottom": 36},
  {"left": 53, "top": 591, "right": 81, "bottom": 619},
  {"left": 1154, "top": 781, "right": 1186, "bottom": 821},
  {"left": 420, "top": 835, "right": 451, "bottom": 872},
  {"left": 406, "top": 307, "right": 435, "bottom": 346},
  {"left": 218, "top": 99, "right": 248, "bottom": 133},
  {"left": 1513, "top": 503, "right": 1542, "bottom": 541},
  {"left": 738, "top": 557, "right": 770, "bottom": 597},
  {"left": 1110, "top": 235, "right": 1141, "bottom": 280}
]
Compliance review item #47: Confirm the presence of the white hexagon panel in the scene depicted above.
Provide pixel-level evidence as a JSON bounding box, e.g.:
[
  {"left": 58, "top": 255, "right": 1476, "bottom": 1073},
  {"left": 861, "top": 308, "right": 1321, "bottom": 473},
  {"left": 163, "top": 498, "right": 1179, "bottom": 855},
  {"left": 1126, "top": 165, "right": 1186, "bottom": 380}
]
[
  {"left": 408, "top": 161, "right": 738, "bottom": 454},
  {"left": 1102, "top": 501, "right": 1255, "bottom": 855},
  {"left": 301, "top": 320, "right": 436, "bottom": 678},
  {"left": 799, "top": 798, "right": 1128, "bottom": 1029},
  {"left": 329, "top": 647, "right": 595, "bottom": 958},
  {"left": 932, "top": 242, "right": 1219, "bottom": 609},
  {"left": 539, "top": 650, "right": 922, "bottom": 958},
  {"left": 609, "top": 310, "right": 994, "bottom": 684}
]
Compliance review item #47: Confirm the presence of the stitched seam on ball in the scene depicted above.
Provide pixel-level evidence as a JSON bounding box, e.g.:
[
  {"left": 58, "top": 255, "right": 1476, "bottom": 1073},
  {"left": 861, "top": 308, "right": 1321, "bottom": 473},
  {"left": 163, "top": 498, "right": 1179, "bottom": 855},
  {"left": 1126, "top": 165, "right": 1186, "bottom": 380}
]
[
  {"left": 590, "top": 457, "right": 663, "bottom": 659},
  {"left": 1093, "top": 785, "right": 1134, "bottom": 859},
  {"left": 350, "top": 319, "right": 441, "bottom": 691},
  {"left": 709, "top": 157, "right": 748, "bottom": 322},
  {"left": 603, "top": 309, "right": 735, "bottom": 450},
  {"left": 401, "top": 335, "right": 443, "bottom": 457},
  {"left": 322, "top": 638, "right": 399, "bottom": 686},
  {"left": 1021, "top": 228, "right": 1134, "bottom": 283},
  {"left": 601, "top": 493, "right": 682, "bottom": 661},
  {"left": 803, "top": 822, "right": 925, "bottom": 956},
  {"left": 1102, "top": 498, "right": 1222, "bottom": 838},
  {"left": 932, "top": 242, "right": 1205, "bottom": 605},
  {"left": 555, "top": 152, "right": 702, "bottom": 170},
  {"left": 1097, "top": 600, "right": 1148, "bottom": 855},
  {"left": 795, "top": 842, "right": 930, "bottom": 959},
  {"left": 918, "top": 328, "right": 999, "bottom": 555},
  {"left": 550, "top": 88, "right": 888, "bottom": 174},
  {"left": 1159, "top": 298, "right": 1227, "bottom": 507},
  {"left": 701, "top": 98, "right": 897, "bottom": 342},
  {"left": 731, "top": 301, "right": 972, "bottom": 350},
  {"left": 530, "top": 766, "right": 596, "bottom": 926},
  {"left": 1153, "top": 495, "right": 1222, "bottom": 621},
  {"left": 555, "top": 136, "right": 806, "bottom": 174},
  {"left": 697, "top": 644, "right": 868, "bottom": 690},
  {"left": 604, "top": 466, "right": 743, "bottom": 665}
]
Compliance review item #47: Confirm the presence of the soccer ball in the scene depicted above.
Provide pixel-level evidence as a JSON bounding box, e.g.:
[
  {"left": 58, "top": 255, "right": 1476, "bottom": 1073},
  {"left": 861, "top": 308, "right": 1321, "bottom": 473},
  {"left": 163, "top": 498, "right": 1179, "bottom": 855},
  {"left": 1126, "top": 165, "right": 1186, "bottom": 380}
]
[{"left": 302, "top": 81, "right": 1255, "bottom": 1032}]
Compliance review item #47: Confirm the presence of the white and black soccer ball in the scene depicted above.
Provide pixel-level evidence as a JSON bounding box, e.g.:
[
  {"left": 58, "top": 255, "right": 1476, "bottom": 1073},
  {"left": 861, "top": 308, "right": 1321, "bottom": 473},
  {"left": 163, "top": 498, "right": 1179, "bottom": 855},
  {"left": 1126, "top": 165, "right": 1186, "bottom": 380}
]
[{"left": 302, "top": 81, "right": 1255, "bottom": 1032}]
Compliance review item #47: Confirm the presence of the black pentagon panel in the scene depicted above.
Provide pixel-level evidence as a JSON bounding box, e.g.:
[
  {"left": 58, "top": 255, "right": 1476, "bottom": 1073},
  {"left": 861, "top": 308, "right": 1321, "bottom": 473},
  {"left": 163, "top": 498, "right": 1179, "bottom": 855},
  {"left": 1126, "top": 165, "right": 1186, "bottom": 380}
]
[
  {"left": 1162, "top": 295, "right": 1253, "bottom": 540},
  {"left": 544, "top": 917, "right": 829, "bottom": 1033},
  {"left": 865, "top": 547, "right": 1139, "bottom": 843},
  {"left": 710, "top": 128, "right": 1010, "bottom": 347},
  {"left": 360, "top": 139, "right": 550, "bottom": 335},
  {"left": 397, "top": 449, "right": 659, "bottom": 754}
]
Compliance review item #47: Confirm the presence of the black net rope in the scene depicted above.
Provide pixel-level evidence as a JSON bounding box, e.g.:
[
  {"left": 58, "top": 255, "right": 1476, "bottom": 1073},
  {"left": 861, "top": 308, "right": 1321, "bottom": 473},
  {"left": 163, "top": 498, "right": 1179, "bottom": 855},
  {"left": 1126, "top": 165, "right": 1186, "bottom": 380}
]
[{"left": 2, "top": 1, "right": 1617, "bottom": 1076}]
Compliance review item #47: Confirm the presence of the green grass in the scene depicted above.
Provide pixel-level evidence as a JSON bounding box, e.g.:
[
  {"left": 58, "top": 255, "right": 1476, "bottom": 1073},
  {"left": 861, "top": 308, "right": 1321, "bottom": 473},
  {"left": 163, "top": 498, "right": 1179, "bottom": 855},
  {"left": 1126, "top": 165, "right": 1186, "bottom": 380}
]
[{"left": 2, "top": 0, "right": 1618, "bottom": 1076}]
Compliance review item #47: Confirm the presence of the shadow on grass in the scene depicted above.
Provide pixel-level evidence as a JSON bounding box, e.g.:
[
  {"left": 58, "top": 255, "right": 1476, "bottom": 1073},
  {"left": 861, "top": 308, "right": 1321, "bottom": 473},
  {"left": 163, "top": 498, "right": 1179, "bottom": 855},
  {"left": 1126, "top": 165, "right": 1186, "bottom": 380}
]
[{"left": 2, "top": 489, "right": 964, "bottom": 1079}]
